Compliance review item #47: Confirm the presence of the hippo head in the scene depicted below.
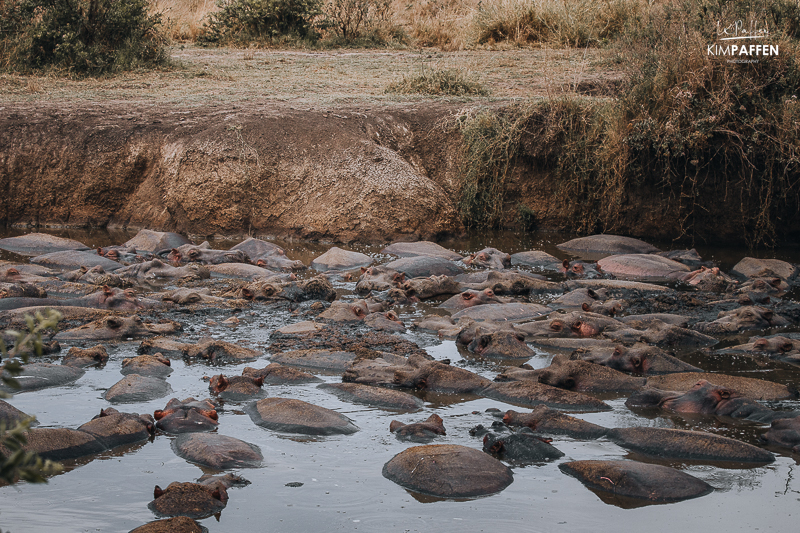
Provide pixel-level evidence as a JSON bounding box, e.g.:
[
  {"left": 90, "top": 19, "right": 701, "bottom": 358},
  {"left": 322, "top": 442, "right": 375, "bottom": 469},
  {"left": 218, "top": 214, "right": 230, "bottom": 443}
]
[
  {"left": 753, "top": 337, "right": 795, "bottom": 354},
  {"left": 661, "top": 380, "right": 743, "bottom": 414},
  {"left": 570, "top": 319, "right": 599, "bottom": 338},
  {"left": 469, "top": 330, "right": 533, "bottom": 359},
  {"left": 167, "top": 248, "right": 183, "bottom": 264}
]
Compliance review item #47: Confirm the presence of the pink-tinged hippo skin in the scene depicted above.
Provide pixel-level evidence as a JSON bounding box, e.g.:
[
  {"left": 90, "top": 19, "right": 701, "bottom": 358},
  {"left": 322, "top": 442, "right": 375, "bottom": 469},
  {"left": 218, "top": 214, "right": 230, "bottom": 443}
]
[
  {"left": 438, "top": 288, "right": 503, "bottom": 311},
  {"left": 121, "top": 353, "right": 173, "bottom": 377},
  {"left": 625, "top": 379, "right": 800, "bottom": 423},
  {"left": 311, "top": 247, "right": 372, "bottom": 271},
  {"left": 245, "top": 397, "right": 359, "bottom": 435},
  {"left": 382, "top": 444, "right": 513, "bottom": 498},
  {"left": 515, "top": 311, "right": 624, "bottom": 340},
  {"left": 399, "top": 274, "right": 461, "bottom": 299},
  {"left": 607, "top": 427, "right": 774, "bottom": 463},
  {"left": 732, "top": 257, "right": 798, "bottom": 284},
  {"left": 509, "top": 250, "right": 563, "bottom": 271},
  {"left": 391, "top": 354, "right": 492, "bottom": 394},
  {"left": 559, "top": 460, "right": 713, "bottom": 505},
  {"left": 161, "top": 242, "right": 250, "bottom": 265},
  {"left": 381, "top": 241, "right": 463, "bottom": 261},
  {"left": 597, "top": 254, "right": 691, "bottom": 280},
  {"left": 679, "top": 266, "right": 737, "bottom": 292},
  {"left": 557, "top": 234, "right": 661, "bottom": 257},
  {"left": 30, "top": 250, "right": 123, "bottom": 271},
  {"left": 154, "top": 398, "right": 219, "bottom": 434},
  {"left": 760, "top": 417, "right": 800, "bottom": 453},
  {"left": 721, "top": 336, "right": 800, "bottom": 363},
  {"left": 462, "top": 247, "right": 511, "bottom": 270},
  {"left": 384, "top": 256, "right": 464, "bottom": 278},
  {"left": 390, "top": 414, "right": 446, "bottom": 442},
  {"left": 482, "top": 432, "right": 564, "bottom": 462}
]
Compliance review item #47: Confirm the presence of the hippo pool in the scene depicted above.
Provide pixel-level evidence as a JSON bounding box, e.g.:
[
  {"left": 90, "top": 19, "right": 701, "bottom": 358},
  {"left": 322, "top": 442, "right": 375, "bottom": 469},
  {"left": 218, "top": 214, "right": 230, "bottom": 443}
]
[{"left": 0, "top": 228, "right": 799, "bottom": 532}]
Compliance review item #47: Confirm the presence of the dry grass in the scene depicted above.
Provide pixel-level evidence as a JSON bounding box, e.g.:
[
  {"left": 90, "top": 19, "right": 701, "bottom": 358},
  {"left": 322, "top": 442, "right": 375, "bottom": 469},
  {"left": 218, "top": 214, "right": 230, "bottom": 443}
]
[
  {"left": 0, "top": 45, "right": 620, "bottom": 105},
  {"left": 152, "top": 0, "right": 218, "bottom": 40}
]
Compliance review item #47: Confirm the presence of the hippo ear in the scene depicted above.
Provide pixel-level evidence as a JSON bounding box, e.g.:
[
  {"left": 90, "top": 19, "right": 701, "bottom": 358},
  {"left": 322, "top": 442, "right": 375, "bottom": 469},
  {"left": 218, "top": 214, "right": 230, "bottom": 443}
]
[
  {"left": 97, "top": 248, "right": 104, "bottom": 256},
  {"left": 217, "top": 376, "right": 229, "bottom": 391},
  {"left": 360, "top": 267, "right": 367, "bottom": 274},
  {"left": 613, "top": 345, "right": 625, "bottom": 356},
  {"left": 562, "top": 259, "right": 570, "bottom": 270},
  {"left": 763, "top": 310, "right": 774, "bottom": 321},
  {"left": 631, "top": 355, "right": 642, "bottom": 369},
  {"left": 211, "top": 489, "right": 222, "bottom": 501},
  {"left": 478, "top": 252, "right": 489, "bottom": 261},
  {"left": 99, "top": 408, "right": 108, "bottom": 417},
  {"left": 753, "top": 339, "right": 768, "bottom": 350},
  {"left": 550, "top": 321, "right": 563, "bottom": 332},
  {"left": 154, "top": 486, "right": 164, "bottom": 499},
  {"left": 389, "top": 420, "right": 403, "bottom": 432},
  {"left": 153, "top": 410, "right": 165, "bottom": 420},
  {"left": 484, "top": 288, "right": 495, "bottom": 297},
  {"left": 242, "top": 288, "right": 255, "bottom": 300},
  {"left": 106, "top": 317, "right": 123, "bottom": 329},
  {"left": 462, "top": 292, "right": 474, "bottom": 300},
  {"left": 254, "top": 376, "right": 264, "bottom": 387},
  {"left": 581, "top": 303, "right": 592, "bottom": 312},
  {"left": 587, "top": 289, "right": 597, "bottom": 299},
  {"left": 563, "top": 377, "right": 576, "bottom": 389},
  {"left": 718, "top": 389, "right": 731, "bottom": 399},
  {"left": 102, "top": 285, "right": 114, "bottom": 296},
  {"left": 488, "top": 439, "right": 504, "bottom": 453}
]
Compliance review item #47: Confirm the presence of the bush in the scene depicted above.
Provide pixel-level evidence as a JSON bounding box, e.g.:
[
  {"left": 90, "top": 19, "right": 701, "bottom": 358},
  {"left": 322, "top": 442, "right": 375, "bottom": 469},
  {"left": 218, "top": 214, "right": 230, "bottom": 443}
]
[
  {"left": 0, "top": 0, "right": 168, "bottom": 75},
  {"left": 386, "top": 67, "right": 488, "bottom": 96},
  {"left": 199, "top": 0, "right": 323, "bottom": 45}
]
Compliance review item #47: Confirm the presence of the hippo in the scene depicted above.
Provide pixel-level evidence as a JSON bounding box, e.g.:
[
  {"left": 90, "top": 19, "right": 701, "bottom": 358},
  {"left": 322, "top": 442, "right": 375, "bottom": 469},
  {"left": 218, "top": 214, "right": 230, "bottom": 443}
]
[
  {"left": 364, "top": 311, "right": 406, "bottom": 332},
  {"left": 680, "top": 266, "right": 737, "bottom": 291},
  {"left": 16, "top": 427, "right": 105, "bottom": 460},
  {"left": 0, "top": 400, "right": 35, "bottom": 427},
  {"left": 451, "top": 303, "right": 551, "bottom": 322},
  {"left": 271, "top": 349, "right": 358, "bottom": 372},
  {"left": 341, "top": 353, "right": 414, "bottom": 386},
  {"left": 484, "top": 380, "right": 612, "bottom": 411},
  {"left": 643, "top": 373, "right": 794, "bottom": 401},
  {"left": 275, "top": 276, "right": 337, "bottom": 302},
  {"left": 556, "top": 234, "right": 660, "bottom": 257},
  {"left": 124, "top": 230, "right": 191, "bottom": 253},
  {"left": 208, "top": 374, "right": 264, "bottom": 400},
  {"left": 625, "top": 379, "right": 799, "bottom": 423},
  {"left": 154, "top": 398, "right": 219, "bottom": 433},
  {"left": 559, "top": 460, "right": 713, "bottom": 505},
  {"left": 229, "top": 237, "right": 283, "bottom": 259},
  {"left": 318, "top": 383, "right": 423, "bottom": 411},
  {"left": 502, "top": 407, "right": 608, "bottom": 439},
  {"left": 163, "top": 243, "right": 249, "bottom": 265},
  {"left": 456, "top": 322, "right": 535, "bottom": 360},
  {"left": 148, "top": 482, "right": 227, "bottom": 519},
  {"left": 0, "top": 282, "right": 48, "bottom": 299},
  {"left": 253, "top": 250, "right": 305, "bottom": 271},
  {"left": 607, "top": 427, "right": 774, "bottom": 463},
  {"left": 482, "top": 431, "right": 564, "bottom": 462},
  {"left": 462, "top": 247, "right": 511, "bottom": 270},
  {"left": 103, "top": 375, "right": 172, "bottom": 403},
  {"left": 499, "top": 356, "right": 646, "bottom": 393},
  {"left": 559, "top": 259, "right": 606, "bottom": 279},
  {"left": 54, "top": 316, "right": 182, "bottom": 342},
  {"left": 384, "top": 256, "right": 463, "bottom": 278},
  {"left": 602, "top": 321, "right": 718, "bottom": 350},
  {"left": 183, "top": 338, "right": 261, "bottom": 365},
  {"left": 732, "top": 257, "right": 797, "bottom": 284},
  {"left": 241, "top": 363, "right": 322, "bottom": 384},
  {"left": 205, "top": 263, "right": 279, "bottom": 280},
  {"left": 382, "top": 444, "right": 513, "bottom": 498},
  {"left": 392, "top": 354, "right": 492, "bottom": 393},
  {"left": 115, "top": 259, "right": 210, "bottom": 282},
  {"left": 30, "top": 250, "right": 123, "bottom": 271},
  {"left": 760, "top": 417, "right": 800, "bottom": 453},
  {"left": 694, "top": 306, "right": 790, "bottom": 334},
  {"left": 380, "top": 241, "right": 462, "bottom": 261},
  {"left": 311, "top": 247, "right": 372, "bottom": 271},
  {"left": 656, "top": 248, "right": 705, "bottom": 268},
  {"left": 459, "top": 270, "right": 558, "bottom": 296},
  {"left": 389, "top": 414, "right": 446, "bottom": 442},
  {"left": 570, "top": 344, "right": 702, "bottom": 375},
  {"left": 172, "top": 433, "right": 263, "bottom": 469},
  {"left": 246, "top": 397, "right": 359, "bottom": 435},
  {"left": 515, "top": 311, "right": 623, "bottom": 340},
  {"left": 399, "top": 275, "right": 461, "bottom": 299},
  {"left": 509, "top": 250, "right": 563, "bottom": 271},
  {"left": 438, "top": 288, "right": 503, "bottom": 311},
  {"left": 721, "top": 335, "right": 800, "bottom": 363},
  {"left": 0, "top": 363, "right": 85, "bottom": 393},
  {"left": 77, "top": 408, "right": 155, "bottom": 449},
  {"left": 129, "top": 516, "right": 207, "bottom": 533},
  {"left": 355, "top": 266, "right": 406, "bottom": 294},
  {"left": 159, "top": 288, "right": 228, "bottom": 306},
  {"left": 121, "top": 353, "right": 173, "bottom": 377},
  {"left": 318, "top": 301, "right": 369, "bottom": 322},
  {"left": 549, "top": 288, "right": 624, "bottom": 316},
  {"left": 61, "top": 345, "right": 109, "bottom": 368},
  {"left": 0, "top": 233, "right": 90, "bottom": 256},
  {"left": 596, "top": 254, "right": 690, "bottom": 280}
]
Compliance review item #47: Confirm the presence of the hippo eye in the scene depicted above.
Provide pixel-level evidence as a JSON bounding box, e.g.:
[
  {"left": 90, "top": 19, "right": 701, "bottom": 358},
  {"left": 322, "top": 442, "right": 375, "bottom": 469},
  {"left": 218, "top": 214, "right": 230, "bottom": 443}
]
[
  {"left": 581, "top": 303, "right": 592, "bottom": 312},
  {"left": 478, "top": 253, "right": 488, "bottom": 261},
  {"left": 485, "top": 289, "right": 495, "bottom": 297},
  {"left": 571, "top": 321, "right": 583, "bottom": 331},
  {"left": 763, "top": 310, "right": 774, "bottom": 320},
  {"left": 572, "top": 264, "right": 584, "bottom": 274},
  {"left": 781, "top": 342, "right": 793, "bottom": 353},
  {"left": 106, "top": 318, "right": 123, "bottom": 329},
  {"left": 770, "top": 278, "right": 781, "bottom": 287},
  {"left": 551, "top": 321, "right": 563, "bottom": 332},
  {"left": 515, "top": 333, "right": 526, "bottom": 342},
  {"left": 613, "top": 345, "right": 624, "bottom": 356},
  {"left": 242, "top": 288, "right": 254, "bottom": 300},
  {"left": 462, "top": 293, "right": 474, "bottom": 300}
]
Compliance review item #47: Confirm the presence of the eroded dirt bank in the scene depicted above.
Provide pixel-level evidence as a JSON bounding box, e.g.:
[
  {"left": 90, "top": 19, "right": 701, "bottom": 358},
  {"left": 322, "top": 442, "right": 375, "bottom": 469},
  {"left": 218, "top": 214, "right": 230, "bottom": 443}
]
[{"left": 0, "top": 102, "right": 471, "bottom": 242}]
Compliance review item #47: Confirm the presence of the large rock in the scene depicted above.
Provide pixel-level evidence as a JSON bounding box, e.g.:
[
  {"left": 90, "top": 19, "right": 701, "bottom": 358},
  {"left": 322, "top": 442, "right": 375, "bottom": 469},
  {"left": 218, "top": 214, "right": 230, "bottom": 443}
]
[{"left": 382, "top": 444, "right": 513, "bottom": 498}]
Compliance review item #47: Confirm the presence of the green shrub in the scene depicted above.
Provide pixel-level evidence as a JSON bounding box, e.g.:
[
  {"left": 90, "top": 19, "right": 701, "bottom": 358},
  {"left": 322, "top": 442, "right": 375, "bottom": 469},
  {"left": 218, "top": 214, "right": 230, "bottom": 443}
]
[
  {"left": 320, "top": 0, "right": 404, "bottom": 46},
  {"left": 386, "top": 67, "right": 488, "bottom": 96},
  {"left": 0, "top": 0, "right": 167, "bottom": 75},
  {"left": 200, "top": 0, "right": 323, "bottom": 45}
]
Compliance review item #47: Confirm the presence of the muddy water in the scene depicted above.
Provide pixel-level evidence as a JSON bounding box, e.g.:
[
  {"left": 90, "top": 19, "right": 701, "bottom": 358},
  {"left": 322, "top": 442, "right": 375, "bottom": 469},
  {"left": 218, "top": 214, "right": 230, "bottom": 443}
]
[{"left": 0, "top": 229, "right": 799, "bottom": 532}]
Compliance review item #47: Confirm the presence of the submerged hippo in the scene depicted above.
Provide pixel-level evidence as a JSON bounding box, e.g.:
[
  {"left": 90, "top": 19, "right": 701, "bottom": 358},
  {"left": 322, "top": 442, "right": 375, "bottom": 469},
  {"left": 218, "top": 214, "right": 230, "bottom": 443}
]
[
  {"left": 389, "top": 414, "right": 446, "bottom": 442},
  {"left": 154, "top": 398, "right": 219, "bottom": 434}
]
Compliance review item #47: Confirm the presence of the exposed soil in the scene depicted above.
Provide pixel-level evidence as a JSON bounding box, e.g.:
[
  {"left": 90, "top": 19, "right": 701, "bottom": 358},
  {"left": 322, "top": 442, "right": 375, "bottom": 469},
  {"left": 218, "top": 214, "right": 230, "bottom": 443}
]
[{"left": 0, "top": 46, "right": 628, "bottom": 243}]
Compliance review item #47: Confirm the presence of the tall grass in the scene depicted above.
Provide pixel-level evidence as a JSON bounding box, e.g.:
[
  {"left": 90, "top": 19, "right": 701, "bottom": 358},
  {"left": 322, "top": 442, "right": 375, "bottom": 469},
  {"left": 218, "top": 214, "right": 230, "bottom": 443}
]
[{"left": 455, "top": 0, "right": 800, "bottom": 245}]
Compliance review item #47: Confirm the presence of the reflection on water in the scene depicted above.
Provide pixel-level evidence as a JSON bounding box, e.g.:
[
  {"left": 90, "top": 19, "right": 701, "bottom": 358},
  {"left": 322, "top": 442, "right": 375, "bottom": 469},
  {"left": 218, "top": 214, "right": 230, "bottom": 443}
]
[{"left": 0, "top": 228, "right": 798, "bottom": 531}]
